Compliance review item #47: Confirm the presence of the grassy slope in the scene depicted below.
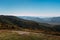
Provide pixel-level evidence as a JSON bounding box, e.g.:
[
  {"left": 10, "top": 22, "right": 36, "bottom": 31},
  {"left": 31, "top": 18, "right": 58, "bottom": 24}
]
[{"left": 0, "top": 30, "right": 60, "bottom": 40}]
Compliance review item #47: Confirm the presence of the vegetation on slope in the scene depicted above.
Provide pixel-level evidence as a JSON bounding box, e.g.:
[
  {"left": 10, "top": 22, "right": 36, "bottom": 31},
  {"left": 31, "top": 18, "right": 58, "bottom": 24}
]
[
  {"left": 0, "top": 15, "right": 60, "bottom": 35},
  {"left": 0, "top": 15, "right": 51, "bottom": 30},
  {"left": 0, "top": 30, "right": 60, "bottom": 40},
  {"left": 0, "top": 15, "right": 40, "bottom": 30}
]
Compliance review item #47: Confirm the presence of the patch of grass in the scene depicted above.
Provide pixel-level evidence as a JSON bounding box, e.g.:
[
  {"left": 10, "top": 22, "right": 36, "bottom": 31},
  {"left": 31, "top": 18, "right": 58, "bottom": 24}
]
[
  {"left": 0, "top": 30, "right": 60, "bottom": 40},
  {"left": 0, "top": 30, "right": 43, "bottom": 40}
]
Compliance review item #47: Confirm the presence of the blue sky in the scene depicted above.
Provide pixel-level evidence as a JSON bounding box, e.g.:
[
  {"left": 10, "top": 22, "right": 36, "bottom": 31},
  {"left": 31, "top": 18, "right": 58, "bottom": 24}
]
[{"left": 0, "top": 0, "right": 60, "bottom": 17}]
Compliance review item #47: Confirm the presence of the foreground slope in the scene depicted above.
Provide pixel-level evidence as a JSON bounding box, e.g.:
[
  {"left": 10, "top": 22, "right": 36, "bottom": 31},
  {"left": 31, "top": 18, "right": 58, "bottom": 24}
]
[{"left": 0, "top": 30, "right": 60, "bottom": 40}]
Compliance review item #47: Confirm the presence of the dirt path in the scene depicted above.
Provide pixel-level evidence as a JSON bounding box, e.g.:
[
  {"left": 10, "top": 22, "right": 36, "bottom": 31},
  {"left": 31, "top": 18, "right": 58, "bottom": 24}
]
[
  {"left": 0, "top": 30, "right": 39, "bottom": 35},
  {"left": 12, "top": 31, "right": 38, "bottom": 35},
  {"left": 12, "top": 31, "right": 30, "bottom": 34}
]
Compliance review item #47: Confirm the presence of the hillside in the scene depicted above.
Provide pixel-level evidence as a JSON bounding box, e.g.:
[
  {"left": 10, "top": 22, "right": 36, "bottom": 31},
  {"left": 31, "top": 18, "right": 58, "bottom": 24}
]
[
  {"left": 0, "top": 15, "right": 49, "bottom": 30},
  {"left": 0, "top": 15, "right": 60, "bottom": 35},
  {"left": 0, "top": 15, "right": 53, "bottom": 31},
  {"left": 0, "top": 30, "right": 60, "bottom": 40},
  {"left": 19, "top": 16, "right": 60, "bottom": 33},
  {"left": 0, "top": 15, "right": 40, "bottom": 30}
]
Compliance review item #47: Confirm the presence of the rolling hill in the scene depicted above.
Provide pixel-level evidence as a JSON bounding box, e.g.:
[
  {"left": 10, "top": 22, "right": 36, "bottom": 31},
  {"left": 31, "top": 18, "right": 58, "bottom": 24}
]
[
  {"left": 0, "top": 15, "right": 53, "bottom": 31},
  {"left": 0, "top": 15, "right": 60, "bottom": 35},
  {"left": 0, "top": 15, "right": 49, "bottom": 30}
]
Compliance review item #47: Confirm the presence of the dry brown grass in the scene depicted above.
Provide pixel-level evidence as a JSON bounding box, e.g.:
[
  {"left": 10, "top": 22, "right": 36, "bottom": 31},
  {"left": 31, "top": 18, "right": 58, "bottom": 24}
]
[{"left": 0, "top": 30, "right": 60, "bottom": 40}]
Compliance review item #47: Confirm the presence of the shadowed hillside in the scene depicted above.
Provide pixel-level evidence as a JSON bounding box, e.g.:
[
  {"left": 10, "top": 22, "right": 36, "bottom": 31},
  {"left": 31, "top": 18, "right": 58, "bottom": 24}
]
[
  {"left": 0, "top": 15, "right": 40, "bottom": 30},
  {"left": 0, "top": 15, "right": 52, "bottom": 31}
]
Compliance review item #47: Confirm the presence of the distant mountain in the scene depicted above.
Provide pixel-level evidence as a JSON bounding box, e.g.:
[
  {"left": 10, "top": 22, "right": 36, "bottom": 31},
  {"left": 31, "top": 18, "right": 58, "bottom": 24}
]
[
  {"left": 19, "top": 16, "right": 44, "bottom": 22},
  {"left": 50, "top": 17, "right": 60, "bottom": 23},
  {"left": 18, "top": 16, "right": 60, "bottom": 25},
  {"left": 18, "top": 16, "right": 46, "bottom": 23}
]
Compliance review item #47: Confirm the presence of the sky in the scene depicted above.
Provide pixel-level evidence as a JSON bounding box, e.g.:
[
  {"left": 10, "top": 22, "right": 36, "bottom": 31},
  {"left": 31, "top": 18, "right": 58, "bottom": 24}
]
[{"left": 0, "top": 0, "right": 60, "bottom": 17}]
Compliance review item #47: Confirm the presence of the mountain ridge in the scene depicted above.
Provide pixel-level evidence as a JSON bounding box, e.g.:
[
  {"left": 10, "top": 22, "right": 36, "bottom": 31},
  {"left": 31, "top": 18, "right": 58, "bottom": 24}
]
[{"left": 18, "top": 16, "right": 60, "bottom": 25}]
